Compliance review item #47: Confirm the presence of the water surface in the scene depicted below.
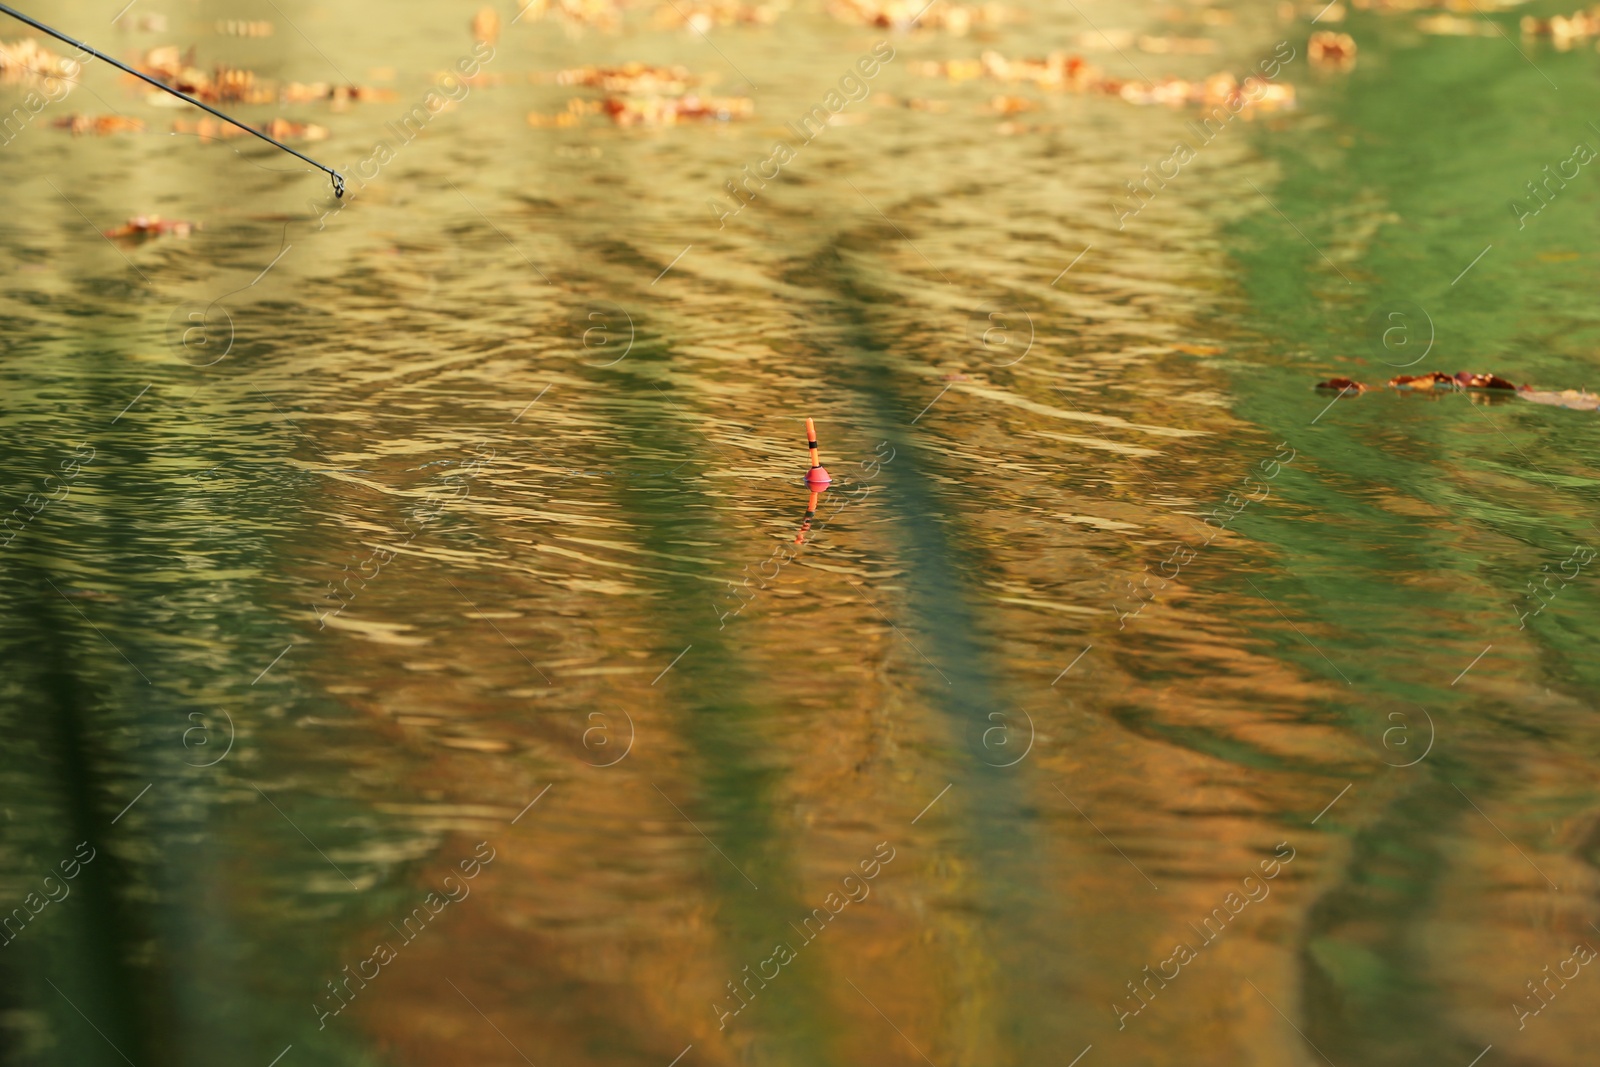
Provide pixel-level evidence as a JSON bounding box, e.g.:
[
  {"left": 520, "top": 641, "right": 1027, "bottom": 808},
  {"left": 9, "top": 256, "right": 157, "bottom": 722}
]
[{"left": 3, "top": 1, "right": 1600, "bottom": 1065}]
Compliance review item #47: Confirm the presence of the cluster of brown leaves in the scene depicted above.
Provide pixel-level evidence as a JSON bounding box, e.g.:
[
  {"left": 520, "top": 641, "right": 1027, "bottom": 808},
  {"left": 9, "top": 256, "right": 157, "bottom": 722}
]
[
  {"left": 1452, "top": 372, "right": 1519, "bottom": 390},
  {"left": 532, "top": 62, "right": 751, "bottom": 126},
  {"left": 215, "top": 20, "right": 274, "bottom": 37},
  {"left": 279, "top": 82, "right": 397, "bottom": 105},
  {"left": 1521, "top": 7, "right": 1600, "bottom": 49},
  {"left": 555, "top": 63, "right": 700, "bottom": 94},
  {"left": 512, "top": 0, "right": 624, "bottom": 31},
  {"left": 103, "top": 215, "right": 197, "bottom": 240},
  {"left": 827, "top": 0, "right": 1008, "bottom": 34},
  {"left": 1316, "top": 371, "right": 1520, "bottom": 392},
  {"left": 1117, "top": 72, "right": 1296, "bottom": 110},
  {"left": 173, "top": 117, "right": 329, "bottom": 142},
  {"left": 1308, "top": 31, "right": 1358, "bottom": 70},
  {"left": 916, "top": 51, "right": 1296, "bottom": 111},
  {"left": 140, "top": 46, "right": 267, "bottom": 102},
  {"left": 0, "top": 38, "right": 78, "bottom": 86},
  {"left": 917, "top": 52, "right": 1098, "bottom": 90},
  {"left": 601, "top": 93, "right": 754, "bottom": 125},
  {"left": 52, "top": 114, "right": 144, "bottom": 136},
  {"left": 653, "top": 0, "right": 786, "bottom": 31},
  {"left": 139, "top": 46, "right": 394, "bottom": 105}
]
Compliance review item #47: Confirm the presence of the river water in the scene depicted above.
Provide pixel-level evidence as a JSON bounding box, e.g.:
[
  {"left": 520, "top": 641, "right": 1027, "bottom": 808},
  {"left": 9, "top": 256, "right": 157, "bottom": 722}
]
[{"left": 3, "top": 0, "right": 1600, "bottom": 1064}]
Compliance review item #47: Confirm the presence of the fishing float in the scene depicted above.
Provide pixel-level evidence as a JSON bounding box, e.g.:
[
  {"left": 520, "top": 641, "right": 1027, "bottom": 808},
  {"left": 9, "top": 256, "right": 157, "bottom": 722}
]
[
  {"left": 793, "top": 418, "right": 830, "bottom": 543},
  {"left": 804, "top": 417, "right": 831, "bottom": 490}
]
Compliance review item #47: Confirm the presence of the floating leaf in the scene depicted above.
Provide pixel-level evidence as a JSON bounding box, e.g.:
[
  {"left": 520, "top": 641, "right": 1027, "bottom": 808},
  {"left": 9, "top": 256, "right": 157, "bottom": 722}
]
[
  {"left": 1454, "top": 371, "right": 1517, "bottom": 391},
  {"left": 53, "top": 114, "right": 145, "bottom": 135},
  {"left": 103, "top": 215, "right": 197, "bottom": 240},
  {"left": 138, "top": 47, "right": 393, "bottom": 106},
  {"left": 1309, "top": 31, "right": 1358, "bottom": 71},
  {"left": 1518, "top": 389, "right": 1600, "bottom": 411},
  {"left": 987, "top": 94, "right": 1039, "bottom": 114},
  {"left": 0, "top": 37, "right": 79, "bottom": 86},
  {"left": 601, "top": 93, "right": 754, "bottom": 126},
  {"left": 555, "top": 63, "right": 702, "bottom": 95},
  {"left": 472, "top": 7, "right": 501, "bottom": 44},
  {"left": 172, "top": 117, "right": 328, "bottom": 142},
  {"left": 1388, "top": 371, "right": 1454, "bottom": 389},
  {"left": 916, "top": 51, "right": 1296, "bottom": 112},
  {"left": 1521, "top": 9, "right": 1600, "bottom": 50}
]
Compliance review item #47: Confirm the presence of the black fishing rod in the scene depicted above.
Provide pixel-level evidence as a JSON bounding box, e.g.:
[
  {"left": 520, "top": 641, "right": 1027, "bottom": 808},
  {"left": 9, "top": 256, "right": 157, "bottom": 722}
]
[{"left": 0, "top": 2, "right": 344, "bottom": 197}]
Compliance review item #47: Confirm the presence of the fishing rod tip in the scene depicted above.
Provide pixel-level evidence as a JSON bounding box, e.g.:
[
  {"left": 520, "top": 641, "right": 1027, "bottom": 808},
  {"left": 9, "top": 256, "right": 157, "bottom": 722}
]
[{"left": 331, "top": 171, "right": 345, "bottom": 198}]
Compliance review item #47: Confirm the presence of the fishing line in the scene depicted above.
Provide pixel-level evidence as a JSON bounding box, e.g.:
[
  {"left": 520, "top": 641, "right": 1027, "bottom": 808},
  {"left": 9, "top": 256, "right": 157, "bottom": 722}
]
[
  {"left": 201, "top": 217, "right": 296, "bottom": 304},
  {"left": 0, "top": 1, "right": 346, "bottom": 197}
]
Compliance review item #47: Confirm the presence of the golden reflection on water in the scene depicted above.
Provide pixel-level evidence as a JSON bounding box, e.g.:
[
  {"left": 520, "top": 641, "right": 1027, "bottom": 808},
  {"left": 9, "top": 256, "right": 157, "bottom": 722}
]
[{"left": 4, "top": 0, "right": 1600, "bottom": 1065}]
